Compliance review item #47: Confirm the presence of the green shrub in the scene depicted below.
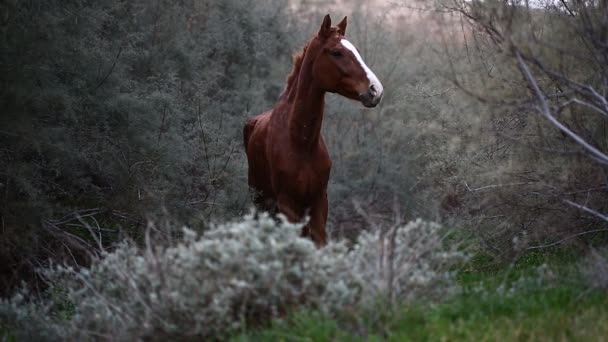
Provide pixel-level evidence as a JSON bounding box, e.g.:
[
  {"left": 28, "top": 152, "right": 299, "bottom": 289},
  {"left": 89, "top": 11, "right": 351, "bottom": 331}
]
[{"left": 1, "top": 214, "right": 462, "bottom": 340}]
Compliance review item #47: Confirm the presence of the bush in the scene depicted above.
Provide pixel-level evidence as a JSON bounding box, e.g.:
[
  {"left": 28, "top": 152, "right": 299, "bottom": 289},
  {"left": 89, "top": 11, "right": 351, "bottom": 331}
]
[
  {"left": 583, "top": 248, "right": 608, "bottom": 291},
  {"left": 0, "top": 0, "right": 294, "bottom": 295},
  {"left": 1, "top": 214, "right": 463, "bottom": 340},
  {"left": 408, "top": 0, "right": 608, "bottom": 257},
  {"left": 349, "top": 219, "right": 465, "bottom": 305},
  {"left": 0, "top": 288, "right": 65, "bottom": 342}
]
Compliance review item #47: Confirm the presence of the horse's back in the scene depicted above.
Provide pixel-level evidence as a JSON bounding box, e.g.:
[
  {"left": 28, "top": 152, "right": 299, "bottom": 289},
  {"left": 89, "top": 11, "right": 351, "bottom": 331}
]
[
  {"left": 244, "top": 110, "right": 274, "bottom": 203},
  {"left": 243, "top": 116, "right": 259, "bottom": 150},
  {"left": 244, "top": 110, "right": 272, "bottom": 154}
]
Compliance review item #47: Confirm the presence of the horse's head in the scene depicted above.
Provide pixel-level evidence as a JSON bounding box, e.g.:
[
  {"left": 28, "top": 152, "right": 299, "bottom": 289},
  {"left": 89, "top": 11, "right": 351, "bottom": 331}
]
[{"left": 311, "top": 15, "right": 384, "bottom": 108}]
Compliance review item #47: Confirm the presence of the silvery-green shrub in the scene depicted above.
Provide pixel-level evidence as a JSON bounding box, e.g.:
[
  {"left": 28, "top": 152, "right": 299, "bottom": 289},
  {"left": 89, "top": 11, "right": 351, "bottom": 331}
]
[
  {"left": 1, "top": 214, "right": 463, "bottom": 340},
  {"left": 348, "top": 219, "right": 466, "bottom": 304}
]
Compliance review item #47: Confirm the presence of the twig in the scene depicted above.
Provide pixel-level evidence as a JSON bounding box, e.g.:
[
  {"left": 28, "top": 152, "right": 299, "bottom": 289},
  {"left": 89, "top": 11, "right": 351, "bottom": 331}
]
[
  {"left": 50, "top": 208, "right": 101, "bottom": 226},
  {"left": 186, "top": 200, "right": 217, "bottom": 206},
  {"left": 527, "top": 228, "right": 608, "bottom": 250},
  {"left": 464, "top": 181, "right": 529, "bottom": 192},
  {"left": 65, "top": 223, "right": 118, "bottom": 233},
  {"left": 76, "top": 216, "right": 104, "bottom": 252},
  {"left": 0, "top": 130, "right": 18, "bottom": 136},
  {"left": 515, "top": 50, "right": 608, "bottom": 165},
  {"left": 557, "top": 98, "right": 608, "bottom": 119},
  {"left": 563, "top": 199, "right": 608, "bottom": 222},
  {"left": 92, "top": 45, "right": 123, "bottom": 92}
]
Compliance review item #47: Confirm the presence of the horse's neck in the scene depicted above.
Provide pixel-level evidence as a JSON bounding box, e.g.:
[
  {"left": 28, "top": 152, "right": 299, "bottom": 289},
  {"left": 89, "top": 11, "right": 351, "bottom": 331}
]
[{"left": 286, "top": 63, "right": 325, "bottom": 150}]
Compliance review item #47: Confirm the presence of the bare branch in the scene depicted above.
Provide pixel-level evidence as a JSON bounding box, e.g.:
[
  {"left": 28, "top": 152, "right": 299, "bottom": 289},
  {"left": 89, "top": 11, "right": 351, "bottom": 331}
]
[
  {"left": 527, "top": 227, "right": 608, "bottom": 250},
  {"left": 557, "top": 98, "right": 608, "bottom": 119},
  {"left": 515, "top": 50, "right": 608, "bottom": 165},
  {"left": 464, "top": 181, "right": 530, "bottom": 192},
  {"left": 563, "top": 199, "right": 608, "bottom": 222}
]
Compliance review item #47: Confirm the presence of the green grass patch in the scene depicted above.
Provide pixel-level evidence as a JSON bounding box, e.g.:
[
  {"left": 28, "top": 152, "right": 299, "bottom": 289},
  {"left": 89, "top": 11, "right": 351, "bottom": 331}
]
[
  {"left": 0, "top": 326, "right": 16, "bottom": 342},
  {"left": 233, "top": 248, "right": 608, "bottom": 341}
]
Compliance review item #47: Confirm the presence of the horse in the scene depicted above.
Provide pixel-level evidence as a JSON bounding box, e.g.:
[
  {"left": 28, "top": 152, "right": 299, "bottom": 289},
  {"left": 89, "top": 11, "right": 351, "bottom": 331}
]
[{"left": 243, "top": 14, "right": 384, "bottom": 246}]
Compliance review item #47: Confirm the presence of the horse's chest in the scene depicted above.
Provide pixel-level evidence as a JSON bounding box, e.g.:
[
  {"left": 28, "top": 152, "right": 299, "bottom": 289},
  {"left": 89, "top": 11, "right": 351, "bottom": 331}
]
[
  {"left": 277, "top": 156, "right": 331, "bottom": 199},
  {"left": 293, "top": 167, "right": 326, "bottom": 195}
]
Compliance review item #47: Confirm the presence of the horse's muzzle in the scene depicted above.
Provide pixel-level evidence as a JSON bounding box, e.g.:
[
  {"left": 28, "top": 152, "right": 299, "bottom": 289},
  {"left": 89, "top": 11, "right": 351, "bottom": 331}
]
[
  {"left": 359, "top": 84, "right": 383, "bottom": 108},
  {"left": 359, "top": 92, "right": 383, "bottom": 108}
]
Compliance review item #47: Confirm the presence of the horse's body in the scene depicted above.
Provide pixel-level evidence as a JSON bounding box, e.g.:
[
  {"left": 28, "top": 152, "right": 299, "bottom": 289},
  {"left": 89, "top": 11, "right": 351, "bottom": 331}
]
[{"left": 244, "top": 15, "right": 383, "bottom": 246}]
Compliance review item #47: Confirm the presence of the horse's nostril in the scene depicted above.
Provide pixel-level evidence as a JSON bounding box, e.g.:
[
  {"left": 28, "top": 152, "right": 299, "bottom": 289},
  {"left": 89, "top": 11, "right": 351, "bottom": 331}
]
[{"left": 369, "top": 84, "right": 377, "bottom": 95}]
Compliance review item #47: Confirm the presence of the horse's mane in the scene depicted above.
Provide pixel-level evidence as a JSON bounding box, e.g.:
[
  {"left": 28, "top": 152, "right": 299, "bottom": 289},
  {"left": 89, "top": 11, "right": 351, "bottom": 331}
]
[
  {"left": 282, "top": 29, "right": 340, "bottom": 98},
  {"left": 283, "top": 39, "right": 310, "bottom": 96}
]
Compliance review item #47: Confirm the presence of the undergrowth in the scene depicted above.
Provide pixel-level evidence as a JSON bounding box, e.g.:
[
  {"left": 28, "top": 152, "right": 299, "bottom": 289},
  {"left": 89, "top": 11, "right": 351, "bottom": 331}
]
[
  {"left": 234, "top": 247, "right": 608, "bottom": 341},
  {"left": 0, "top": 213, "right": 462, "bottom": 341}
]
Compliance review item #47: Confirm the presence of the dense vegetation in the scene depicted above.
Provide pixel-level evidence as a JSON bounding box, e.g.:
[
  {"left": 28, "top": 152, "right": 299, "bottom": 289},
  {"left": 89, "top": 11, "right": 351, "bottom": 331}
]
[
  {"left": 235, "top": 249, "right": 608, "bottom": 341},
  {"left": 1, "top": 0, "right": 607, "bottom": 340}
]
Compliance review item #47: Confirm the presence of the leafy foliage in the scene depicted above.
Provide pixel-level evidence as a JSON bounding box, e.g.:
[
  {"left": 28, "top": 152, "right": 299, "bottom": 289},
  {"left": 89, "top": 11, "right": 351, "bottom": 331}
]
[
  {"left": 412, "top": 0, "right": 608, "bottom": 256},
  {"left": 0, "top": 0, "right": 294, "bottom": 294},
  {"left": 0, "top": 214, "right": 460, "bottom": 340},
  {"left": 236, "top": 248, "right": 608, "bottom": 341}
]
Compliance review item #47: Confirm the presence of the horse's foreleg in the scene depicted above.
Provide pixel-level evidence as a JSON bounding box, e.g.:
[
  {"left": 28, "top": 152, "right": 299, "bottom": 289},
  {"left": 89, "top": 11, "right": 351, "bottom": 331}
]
[
  {"left": 248, "top": 163, "right": 276, "bottom": 214},
  {"left": 276, "top": 193, "right": 303, "bottom": 223},
  {"left": 250, "top": 188, "right": 276, "bottom": 214},
  {"left": 307, "top": 192, "right": 328, "bottom": 247},
  {"left": 277, "top": 192, "right": 327, "bottom": 247}
]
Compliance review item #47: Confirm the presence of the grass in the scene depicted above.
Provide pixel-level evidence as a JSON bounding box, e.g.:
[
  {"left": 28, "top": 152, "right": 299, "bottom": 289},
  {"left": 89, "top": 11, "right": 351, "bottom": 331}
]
[
  {"left": 233, "top": 248, "right": 608, "bottom": 341},
  {"left": 0, "top": 326, "right": 15, "bottom": 342}
]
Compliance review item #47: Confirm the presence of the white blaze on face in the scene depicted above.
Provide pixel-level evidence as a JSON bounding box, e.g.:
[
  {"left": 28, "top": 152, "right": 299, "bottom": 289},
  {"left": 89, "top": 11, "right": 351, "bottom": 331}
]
[{"left": 340, "top": 39, "right": 384, "bottom": 98}]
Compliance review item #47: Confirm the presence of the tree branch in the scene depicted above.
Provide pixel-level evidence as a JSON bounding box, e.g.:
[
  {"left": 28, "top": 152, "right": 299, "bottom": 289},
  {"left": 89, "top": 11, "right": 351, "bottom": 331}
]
[
  {"left": 515, "top": 49, "right": 608, "bottom": 165},
  {"left": 563, "top": 199, "right": 608, "bottom": 222}
]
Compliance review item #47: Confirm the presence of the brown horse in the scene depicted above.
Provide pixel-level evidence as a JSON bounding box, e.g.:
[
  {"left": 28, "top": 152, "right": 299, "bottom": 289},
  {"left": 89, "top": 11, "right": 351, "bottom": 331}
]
[{"left": 244, "top": 14, "right": 384, "bottom": 246}]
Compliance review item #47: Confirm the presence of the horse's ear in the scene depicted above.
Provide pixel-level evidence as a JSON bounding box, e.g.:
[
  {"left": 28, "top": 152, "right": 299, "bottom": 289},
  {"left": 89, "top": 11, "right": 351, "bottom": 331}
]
[
  {"left": 319, "top": 14, "right": 331, "bottom": 37},
  {"left": 337, "top": 16, "right": 347, "bottom": 36}
]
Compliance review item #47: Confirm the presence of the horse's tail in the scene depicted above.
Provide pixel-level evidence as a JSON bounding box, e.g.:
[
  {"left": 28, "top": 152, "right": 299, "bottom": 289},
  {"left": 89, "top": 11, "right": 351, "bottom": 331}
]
[{"left": 243, "top": 117, "right": 258, "bottom": 151}]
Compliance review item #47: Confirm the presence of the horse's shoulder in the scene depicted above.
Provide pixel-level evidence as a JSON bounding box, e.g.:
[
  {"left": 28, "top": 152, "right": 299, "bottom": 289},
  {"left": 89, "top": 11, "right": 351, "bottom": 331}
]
[
  {"left": 244, "top": 111, "right": 273, "bottom": 149},
  {"left": 246, "top": 111, "right": 273, "bottom": 132}
]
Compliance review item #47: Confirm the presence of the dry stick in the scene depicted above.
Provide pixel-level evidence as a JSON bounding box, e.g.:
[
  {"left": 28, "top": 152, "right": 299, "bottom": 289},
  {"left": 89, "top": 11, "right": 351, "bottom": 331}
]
[
  {"left": 44, "top": 221, "right": 95, "bottom": 252},
  {"left": 563, "top": 199, "right": 608, "bottom": 222},
  {"left": 75, "top": 215, "right": 104, "bottom": 252},
  {"left": 50, "top": 208, "right": 101, "bottom": 226},
  {"left": 157, "top": 104, "right": 168, "bottom": 145},
  {"left": 527, "top": 228, "right": 608, "bottom": 250},
  {"left": 558, "top": 98, "right": 608, "bottom": 118},
  {"left": 387, "top": 198, "right": 401, "bottom": 306},
  {"left": 61, "top": 242, "right": 80, "bottom": 267},
  {"left": 92, "top": 45, "right": 123, "bottom": 92},
  {"left": 353, "top": 199, "right": 387, "bottom": 298},
  {"left": 562, "top": 186, "right": 608, "bottom": 195},
  {"left": 464, "top": 181, "right": 530, "bottom": 192},
  {"left": 143, "top": 226, "right": 173, "bottom": 330},
  {"left": 197, "top": 100, "right": 211, "bottom": 173},
  {"left": 0, "top": 130, "right": 18, "bottom": 136},
  {"left": 65, "top": 223, "right": 118, "bottom": 233},
  {"left": 526, "top": 199, "right": 608, "bottom": 250},
  {"left": 515, "top": 50, "right": 608, "bottom": 165},
  {"left": 91, "top": 215, "right": 104, "bottom": 248},
  {"left": 112, "top": 210, "right": 144, "bottom": 225},
  {"left": 521, "top": 53, "right": 608, "bottom": 114},
  {"left": 69, "top": 267, "right": 135, "bottom": 330}
]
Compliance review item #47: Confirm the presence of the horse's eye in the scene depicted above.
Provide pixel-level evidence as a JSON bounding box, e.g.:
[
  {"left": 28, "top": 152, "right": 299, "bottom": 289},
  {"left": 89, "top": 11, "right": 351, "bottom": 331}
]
[{"left": 330, "top": 50, "right": 343, "bottom": 57}]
